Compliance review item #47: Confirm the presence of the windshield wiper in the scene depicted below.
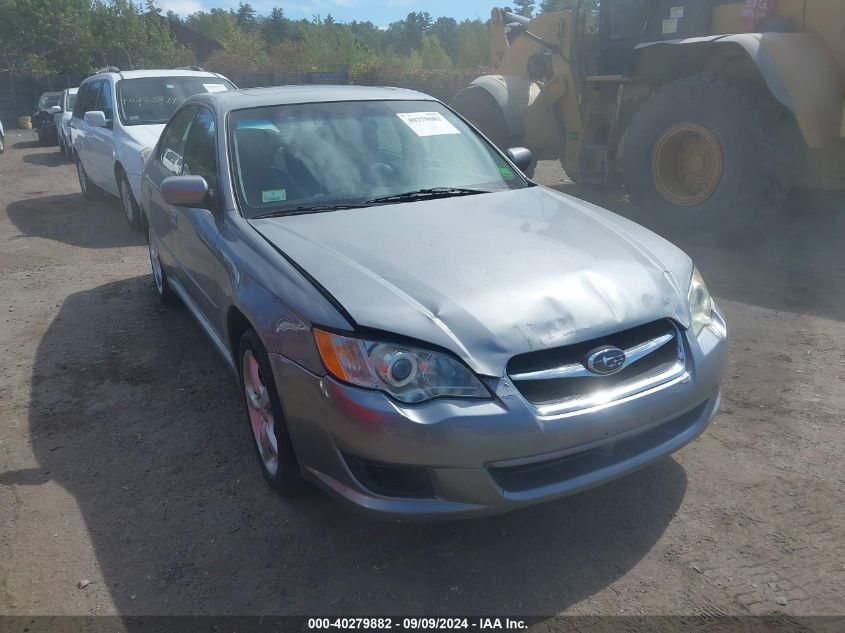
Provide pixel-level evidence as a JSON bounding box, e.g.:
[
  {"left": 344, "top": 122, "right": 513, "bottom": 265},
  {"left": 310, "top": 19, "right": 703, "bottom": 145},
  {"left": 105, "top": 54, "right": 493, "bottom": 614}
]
[
  {"left": 252, "top": 203, "right": 368, "bottom": 219},
  {"left": 366, "top": 187, "right": 493, "bottom": 205}
]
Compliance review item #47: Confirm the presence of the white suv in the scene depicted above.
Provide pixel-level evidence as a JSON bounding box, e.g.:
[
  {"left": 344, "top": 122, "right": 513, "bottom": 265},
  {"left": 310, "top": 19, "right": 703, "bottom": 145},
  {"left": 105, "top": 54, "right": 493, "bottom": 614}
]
[{"left": 70, "top": 67, "right": 235, "bottom": 227}]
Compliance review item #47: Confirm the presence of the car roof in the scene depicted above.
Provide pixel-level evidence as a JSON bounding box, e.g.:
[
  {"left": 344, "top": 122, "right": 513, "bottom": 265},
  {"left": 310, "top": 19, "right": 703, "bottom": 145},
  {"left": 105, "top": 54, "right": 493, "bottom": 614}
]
[
  {"left": 188, "top": 85, "right": 438, "bottom": 114},
  {"left": 81, "top": 69, "right": 223, "bottom": 84}
]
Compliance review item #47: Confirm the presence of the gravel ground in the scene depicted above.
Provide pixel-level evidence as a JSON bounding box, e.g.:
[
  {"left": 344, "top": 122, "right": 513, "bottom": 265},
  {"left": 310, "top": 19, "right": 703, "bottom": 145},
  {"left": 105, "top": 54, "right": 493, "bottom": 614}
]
[{"left": 1, "top": 130, "right": 843, "bottom": 617}]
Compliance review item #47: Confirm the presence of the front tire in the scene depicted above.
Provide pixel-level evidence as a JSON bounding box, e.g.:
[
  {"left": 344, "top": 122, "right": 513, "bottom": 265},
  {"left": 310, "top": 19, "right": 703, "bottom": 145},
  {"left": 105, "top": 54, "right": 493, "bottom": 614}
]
[
  {"left": 239, "top": 329, "right": 304, "bottom": 496},
  {"left": 623, "top": 74, "right": 784, "bottom": 233},
  {"left": 119, "top": 173, "right": 141, "bottom": 229},
  {"left": 76, "top": 157, "right": 104, "bottom": 200},
  {"left": 147, "top": 224, "right": 179, "bottom": 306}
]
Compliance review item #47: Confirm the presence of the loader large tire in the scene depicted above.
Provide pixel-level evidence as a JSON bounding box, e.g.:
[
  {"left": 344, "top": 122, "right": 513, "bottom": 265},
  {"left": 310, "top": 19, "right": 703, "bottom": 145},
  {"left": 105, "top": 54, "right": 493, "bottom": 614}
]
[
  {"left": 623, "top": 74, "right": 784, "bottom": 233},
  {"left": 452, "top": 85, "right": 509, "bottom": 150},
  {"left": 452, "top": 85, "right": 537, "bottom": 178}
]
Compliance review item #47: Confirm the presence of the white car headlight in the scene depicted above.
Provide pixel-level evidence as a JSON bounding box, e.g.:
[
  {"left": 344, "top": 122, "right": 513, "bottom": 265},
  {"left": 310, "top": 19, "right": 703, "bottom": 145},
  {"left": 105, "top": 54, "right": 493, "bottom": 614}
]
[
  {"left": 314, "top": 329, "right": 490, "bottom": 404},
  {"left": 688, "top": 266, "right": 714, "bottom": 336}
]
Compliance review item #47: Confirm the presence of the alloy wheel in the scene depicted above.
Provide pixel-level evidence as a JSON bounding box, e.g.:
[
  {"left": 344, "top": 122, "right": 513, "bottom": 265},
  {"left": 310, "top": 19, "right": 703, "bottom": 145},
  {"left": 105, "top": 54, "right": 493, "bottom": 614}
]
[
  {"left": 147, "top": 227, "right": 164, "bottom": 295},
  {"left": 242, "top": 349, "right": 279, "bottom": 476},
  {"left": 76, "top": 161, "right": 87, "bottom": 196},
  {"left": 120, "top": 179, "right": 135, "bottom": 224}
]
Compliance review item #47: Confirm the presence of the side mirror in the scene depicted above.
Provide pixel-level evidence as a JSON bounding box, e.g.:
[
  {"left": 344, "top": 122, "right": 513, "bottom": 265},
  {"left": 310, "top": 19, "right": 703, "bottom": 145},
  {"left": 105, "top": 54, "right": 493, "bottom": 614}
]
[
  {"left": 506, "top": 147, "right": 534, "bottom": 174},
  {"left": 49, "top": 105, "right": 62, "bottom": 114},
  {"left": 161, "top": 175, "right": 210, "bottom": 207},
  {"left": 84, "top": 111, "right": 108, "bottom": 128}
]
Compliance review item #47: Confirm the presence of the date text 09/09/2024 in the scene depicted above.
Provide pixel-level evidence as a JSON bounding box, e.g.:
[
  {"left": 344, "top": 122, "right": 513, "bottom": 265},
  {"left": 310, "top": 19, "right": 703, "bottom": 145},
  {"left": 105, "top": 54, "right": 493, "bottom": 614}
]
[{"left": 307, "top": 618, "right": 528, "bottom": 630}]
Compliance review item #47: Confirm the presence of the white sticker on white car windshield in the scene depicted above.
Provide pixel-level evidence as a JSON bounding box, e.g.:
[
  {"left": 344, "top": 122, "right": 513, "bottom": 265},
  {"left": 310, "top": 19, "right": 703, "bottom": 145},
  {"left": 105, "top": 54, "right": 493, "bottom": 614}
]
[
  {"left": 203, "top": 83, "right": 229, "bottom": 93},
  {"left": 396, "top": 112, "right": 460, "bottom": 137}
]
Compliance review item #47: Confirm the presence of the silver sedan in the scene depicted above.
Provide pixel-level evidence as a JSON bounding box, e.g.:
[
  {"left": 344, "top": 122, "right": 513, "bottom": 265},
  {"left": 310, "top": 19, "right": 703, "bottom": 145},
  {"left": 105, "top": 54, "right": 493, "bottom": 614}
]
[{"left": 140, "top": 86, "right": 727, "bottom": 520}]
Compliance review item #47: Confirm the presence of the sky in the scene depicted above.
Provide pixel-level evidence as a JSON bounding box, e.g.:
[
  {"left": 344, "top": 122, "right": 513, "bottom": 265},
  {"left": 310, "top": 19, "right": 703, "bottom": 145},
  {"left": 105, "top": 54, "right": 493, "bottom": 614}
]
[{"left": 158, "top": 0, "right": 495, "bottom": 26}]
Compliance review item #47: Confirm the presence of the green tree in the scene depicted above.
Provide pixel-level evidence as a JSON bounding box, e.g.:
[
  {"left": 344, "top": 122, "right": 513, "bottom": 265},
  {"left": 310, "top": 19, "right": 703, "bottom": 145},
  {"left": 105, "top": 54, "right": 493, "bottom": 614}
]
[
  {"left": 453, "top": 19, "right": 488, "bottom": 69},
  {"left": 0, "top": 0, "right": 96, "bottom": 74},
  {"left": 384, "top": 11, "right": 433, "bottom": 55},
  {"left": 206, "top": 12, "right": 266, "bottom": 73},
  {"left": 89, "top": 0, "right": 188, "bottom": 70},
  {"left": 540, "top": 0, "right": 598, "bottom": 15},
  {"left": 185, "top": 8, "right": 237, "bottom": 43},
  {"left": 261, "top": 7, "right": 290, "bottom": 48},
  {"left": 235, "top": 1, "right": 257, "bottom": 31},
  {"left": 513, "top": 0, "right": 534, "bottom": 17},
  {"left": 432, "top": 17, "right": 458, "bottom": 62}
]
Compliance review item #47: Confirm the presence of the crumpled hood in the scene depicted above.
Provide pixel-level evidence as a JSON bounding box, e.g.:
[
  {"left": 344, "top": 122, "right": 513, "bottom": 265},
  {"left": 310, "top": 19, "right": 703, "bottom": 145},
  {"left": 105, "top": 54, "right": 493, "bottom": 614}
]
[
  {"left": 123, "top": 124, "right": 166, "bottom": 150},
  {"left": 250, "top": 187, "right": 694, "bottom": 376}
]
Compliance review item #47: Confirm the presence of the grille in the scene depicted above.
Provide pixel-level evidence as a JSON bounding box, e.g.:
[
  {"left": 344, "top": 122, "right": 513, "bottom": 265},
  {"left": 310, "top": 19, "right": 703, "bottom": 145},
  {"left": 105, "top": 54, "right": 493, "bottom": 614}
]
[
  {"left": 489, "top": 401, "right": 705, "bottom": 492},
  {"left": 507, "top": 319, "right": 686, "bottom": 416}
]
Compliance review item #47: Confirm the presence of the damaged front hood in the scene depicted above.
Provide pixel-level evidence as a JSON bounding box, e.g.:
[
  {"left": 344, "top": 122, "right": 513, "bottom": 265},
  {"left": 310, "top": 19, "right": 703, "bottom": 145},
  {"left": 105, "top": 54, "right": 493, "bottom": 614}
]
[{"left": 251, "top": 187, "right": 694, "bottom": 376}]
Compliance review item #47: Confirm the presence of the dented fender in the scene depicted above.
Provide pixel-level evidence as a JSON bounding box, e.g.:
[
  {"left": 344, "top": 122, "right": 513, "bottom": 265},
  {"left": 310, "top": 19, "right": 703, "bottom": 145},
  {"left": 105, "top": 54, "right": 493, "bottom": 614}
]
[{"left": 632, "top": 33, "right": 845, "bottom": 148}]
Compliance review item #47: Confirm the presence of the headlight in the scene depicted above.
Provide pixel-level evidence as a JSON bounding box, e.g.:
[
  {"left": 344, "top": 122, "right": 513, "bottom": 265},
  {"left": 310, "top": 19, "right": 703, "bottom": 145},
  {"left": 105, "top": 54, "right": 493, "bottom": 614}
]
[
  {"left": 313, "top": 329, "right": 489, "bottom": 404},
  {"left": 688, "top": 266, "right": 713, "bottom": 335}
]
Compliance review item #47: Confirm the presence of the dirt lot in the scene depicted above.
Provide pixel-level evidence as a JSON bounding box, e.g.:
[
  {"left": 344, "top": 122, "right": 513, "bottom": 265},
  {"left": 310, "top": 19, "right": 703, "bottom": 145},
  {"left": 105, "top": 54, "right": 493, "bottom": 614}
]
[{"left": 1, "top": 130, "right": 843, "bottom": 618}]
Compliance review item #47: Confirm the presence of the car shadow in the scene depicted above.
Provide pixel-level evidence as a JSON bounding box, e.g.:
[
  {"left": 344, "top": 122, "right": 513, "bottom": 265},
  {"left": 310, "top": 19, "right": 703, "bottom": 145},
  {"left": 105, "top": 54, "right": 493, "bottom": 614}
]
[
  {"left": 18, "top": 275, "right": 687, "bottom": 617},
  {"left": 6, "top": 193, "right": 144, "bottom": 249},
  {"left": 22, "top": 150, "right": 67, "bottom": 167},
  {"left": 551, "top": 183, "right": 845, "bottom": 323},
  {"left": 12, "top": 139, "right": 43, "bottom": 150}
]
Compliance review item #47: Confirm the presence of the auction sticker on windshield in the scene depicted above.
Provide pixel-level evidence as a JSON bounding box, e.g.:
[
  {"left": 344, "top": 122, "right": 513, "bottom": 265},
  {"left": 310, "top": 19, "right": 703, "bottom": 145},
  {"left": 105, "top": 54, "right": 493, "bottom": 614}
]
[
  {"left": 396, "top": 112, "right": 460, "bottom": 137},
  {"left": 203, "top": 83, "right": 229, "bottom": 93}
]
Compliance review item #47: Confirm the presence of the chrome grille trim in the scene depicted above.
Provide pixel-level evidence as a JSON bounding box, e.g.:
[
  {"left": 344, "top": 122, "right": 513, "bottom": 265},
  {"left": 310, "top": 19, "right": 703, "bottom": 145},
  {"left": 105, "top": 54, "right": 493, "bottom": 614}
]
[
  {"left": 534, "top": 365, "right": 689, "bottom": 418},
  {"left": 509, "top": 332, "right": 675, "bottom": 381},
  {"left": 508, "top": 321, "right": 687, "bottom": 416}
]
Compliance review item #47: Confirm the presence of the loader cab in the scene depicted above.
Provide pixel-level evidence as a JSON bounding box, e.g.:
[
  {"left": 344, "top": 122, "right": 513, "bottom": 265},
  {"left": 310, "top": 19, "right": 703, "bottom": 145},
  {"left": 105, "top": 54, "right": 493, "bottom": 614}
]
[{"left": 597, "top": 0, "right": 714, "bottom": 75}]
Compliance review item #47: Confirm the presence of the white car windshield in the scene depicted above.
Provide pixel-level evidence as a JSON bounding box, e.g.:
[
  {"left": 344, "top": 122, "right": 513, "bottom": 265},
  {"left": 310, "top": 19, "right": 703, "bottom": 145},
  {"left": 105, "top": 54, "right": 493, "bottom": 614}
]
[
  {"left": 39, "top": 93, "right": 61, "bottom": 110},
  {"left": 229, "top": 100, "right": 530, "bottom": 218},
  {"left": 117, "top": 76, "right": 234, "bottom": 125}
]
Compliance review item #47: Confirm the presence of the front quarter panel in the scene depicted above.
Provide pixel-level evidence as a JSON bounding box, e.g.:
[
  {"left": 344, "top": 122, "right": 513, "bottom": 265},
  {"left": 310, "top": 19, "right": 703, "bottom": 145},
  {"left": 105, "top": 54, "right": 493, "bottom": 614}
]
[{"left": 215, "top": 211, "right": 352, "bottom": 374}]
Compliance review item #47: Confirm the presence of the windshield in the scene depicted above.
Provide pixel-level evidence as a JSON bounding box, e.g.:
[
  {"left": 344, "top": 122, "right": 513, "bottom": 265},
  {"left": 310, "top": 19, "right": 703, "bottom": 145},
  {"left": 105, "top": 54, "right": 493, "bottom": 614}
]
[
  {"left": 39, "top": 93, "right": 61, "bottom": 110},
  {"left": 117, "top": 76, "right": 234, "bottom": 125},
  {"left": 229, "top": 100, "right": 529, "bottom": 218},
  {"left": 67, "top": 93, "right": 77, "bottom": 111}
]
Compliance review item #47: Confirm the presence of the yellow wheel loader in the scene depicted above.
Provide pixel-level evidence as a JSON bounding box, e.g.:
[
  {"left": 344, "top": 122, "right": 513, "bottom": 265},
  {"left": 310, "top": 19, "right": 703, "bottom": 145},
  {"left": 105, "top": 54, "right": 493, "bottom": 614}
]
[{"left": 452, "top": 1, "right": 845, "bottom": 231}]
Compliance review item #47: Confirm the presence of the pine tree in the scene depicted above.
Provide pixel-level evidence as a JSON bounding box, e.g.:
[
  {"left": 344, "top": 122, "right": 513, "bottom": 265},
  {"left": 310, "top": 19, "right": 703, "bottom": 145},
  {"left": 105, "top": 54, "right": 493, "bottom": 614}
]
[{"left": 512, "top": 0, "right": 534, "bottom": 17}]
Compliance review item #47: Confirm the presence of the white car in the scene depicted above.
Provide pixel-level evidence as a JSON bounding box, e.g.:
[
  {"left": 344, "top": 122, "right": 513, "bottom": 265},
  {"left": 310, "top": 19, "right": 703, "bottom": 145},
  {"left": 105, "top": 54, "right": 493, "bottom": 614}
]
[
  {"left": 70, "top": 67, "right": 235, "bottom": 227},
  {"left": 52, "top": 87, "right": 78, "bottom": 160}
]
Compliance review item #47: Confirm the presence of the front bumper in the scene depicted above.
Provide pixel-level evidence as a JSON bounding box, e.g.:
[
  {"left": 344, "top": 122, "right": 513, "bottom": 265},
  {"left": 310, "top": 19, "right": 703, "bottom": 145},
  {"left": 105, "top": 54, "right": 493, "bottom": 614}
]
[{"left": 270, "top": 316, "right": 727, "bottom": 520}]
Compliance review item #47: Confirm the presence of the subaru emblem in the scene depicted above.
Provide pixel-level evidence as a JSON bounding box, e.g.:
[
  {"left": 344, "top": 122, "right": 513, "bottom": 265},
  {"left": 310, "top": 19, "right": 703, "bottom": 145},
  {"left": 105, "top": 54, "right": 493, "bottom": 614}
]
[{"left": 585, "top": 346, "right": 627, "bottom": 375}]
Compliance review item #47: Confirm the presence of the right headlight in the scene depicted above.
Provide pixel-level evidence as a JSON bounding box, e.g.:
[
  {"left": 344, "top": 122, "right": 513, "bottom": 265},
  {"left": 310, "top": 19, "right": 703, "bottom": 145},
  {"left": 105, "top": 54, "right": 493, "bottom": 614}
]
[
  {"left": 313, "top": 328, "right": 490, "bottom": 404},
  {"left": 688, "top": 266, "right": 714, "bottom": 336}
]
